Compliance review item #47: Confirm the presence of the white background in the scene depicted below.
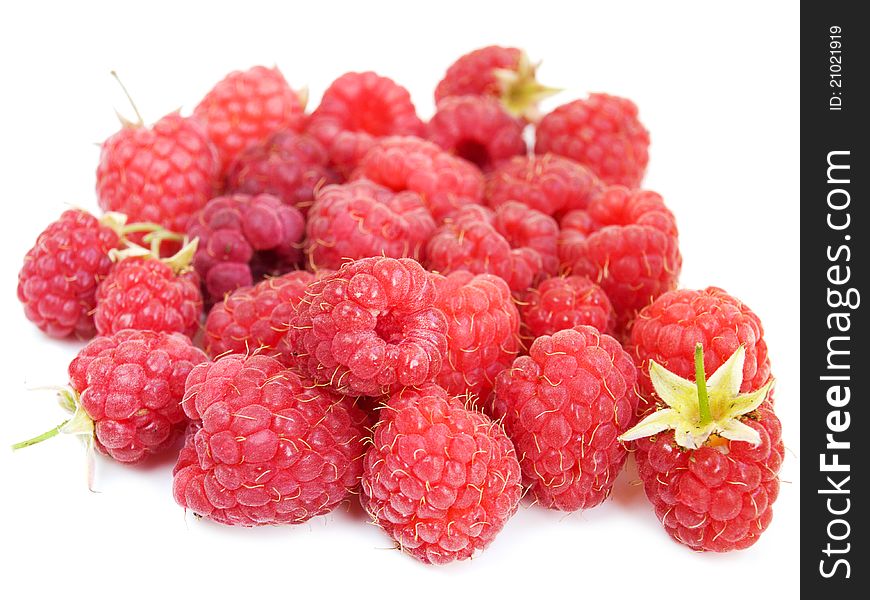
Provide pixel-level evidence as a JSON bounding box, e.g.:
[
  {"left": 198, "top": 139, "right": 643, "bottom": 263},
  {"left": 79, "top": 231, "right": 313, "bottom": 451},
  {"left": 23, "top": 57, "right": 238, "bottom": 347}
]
[{"left": 0, "top": 1, "right": 799, "bottom": 598}]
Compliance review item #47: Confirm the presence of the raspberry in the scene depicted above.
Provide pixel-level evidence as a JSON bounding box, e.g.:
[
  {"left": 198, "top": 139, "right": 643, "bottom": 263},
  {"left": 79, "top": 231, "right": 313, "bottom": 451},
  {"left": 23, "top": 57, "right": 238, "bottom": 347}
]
[
  {"left": 18, "top": 210, "right": 120, "bottom": 338},
  {"left": 426, "top": 96, "right": 526, "bottom": 171},
  {"left": 520, "top": 275, "right": 615, "bottom": 339},
  {"left": 95, "top": 255, "right": 202, "bottom": 338},
  {"left": 360, "top": 384, "right": 522, "bottom": 564},
  {"left": 225, "top": 131, "right": 340, "bottom": 214},
  {"left": 432, "top": 271, "right": 520, "bottom": 398},
  {"left": 491, "top": 326, "right": 638, "bottom": 511},
  {"left": 172, "top": 354, "right": 367, "bottom": 526},
  {"left": 535, "top": 94, "right": 650, "bottom": 188},
  {"left": 187, "top": 193, "right": 305, "bottom": 303},
  {"left": 560, "top": 186, "right": 681, "bottom": 331},
  {"left": 620, "top": 344, "right": 781, "bottom": 551},
  {"left": 307, "top": 72, "right": 424, "bottom": 175},
  {"left": 305, "top": 180, "right": 436, "bottom": 270},
  {"left": 288, "top": 257, "right": 448, "bottom": 397},
  {"left": 204, "top": 270, "right": 315, "bottom": 362},
  {"left": 627, "top": 287, "right": 771, "bottom": 415},
  {"left": 485, "top": 153, "right": 603, "bottom": 217},
  {"left": 426, "top": 202, "right": 558, "bottom": 293},
  {"left": 193, "top": 66, "right": 306, "bottom": 174},
  {"left": 14, "top": 330, "right": 207, "bottom": 464},
  {"left": 96, "top": 112, "right": 219, "bottom": 234},
  {"left": 352, "top": 136, "right": 484, "bottom": 222}
]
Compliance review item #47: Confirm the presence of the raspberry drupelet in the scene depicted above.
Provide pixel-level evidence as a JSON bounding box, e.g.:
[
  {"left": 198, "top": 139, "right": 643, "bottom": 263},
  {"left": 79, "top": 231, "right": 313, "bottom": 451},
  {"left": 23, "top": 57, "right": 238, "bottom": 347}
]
[{"left": 519, "top": 274, "right": 615, "bottom": 340}]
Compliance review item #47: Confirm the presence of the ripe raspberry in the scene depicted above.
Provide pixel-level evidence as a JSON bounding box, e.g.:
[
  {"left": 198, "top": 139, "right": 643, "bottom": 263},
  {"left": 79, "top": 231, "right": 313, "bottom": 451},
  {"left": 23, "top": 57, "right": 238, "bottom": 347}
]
[
  {"left": 204, "top": 270, "right": 314, "bottom": 362},
  {"left": 18, "top": 210, "right": 120, "bottom": 338},
  {"left": 435, "top": 45, "right": 555, "bottom": 119},
  {"left": 620, "top": 345, "right": 781, "bottom": 551},
  {"left": 173, "top": 354, "right": 367, "bottom": 526},
  {"left": 96, "top": 112, "right": 220, "bottom": 234},
  {"left": 187, "top": 193, "right": 305, "bottom": 303},
  {"left": 560, "top": 186, "right": 681, "bottom": 332},
  {"left": 193, "top": 66, "right": 306, "bottom": 173},
  {"left": 485, "top": 153, "right": 603, "bottom": 217},
  {"left": 433, "top": 271, "right": 520, "bottom": 398},
  {"left": 627, "top": 287, "right": 771, "bottom": 415},
  {"left": 536, "top": 94, "right": 650, "bottom": 188},
  {"left": 288, "top": 257, "right": 448, "bottom": 397},
  {"left": 352, "top": 136, "right": 484, "bottom": 222},
  {"left": 225, "top": 131, "right": 340, "bottom": 214},
  {"left": 95, "top": 251, "right": 202, "bottom": 338},
  {"left": 426, "top": 96, "right": 526, "bottom": 171},
  {"left": 520, "top": 275, "right": 615, "bottom": 339},
  {"left": 14, "top": 330, "right": 207, "bottom": 464},
  {"left": 426, "top": 202, "right": 558, "bottom": 293},
  {"left": 361, "top": 384, "right": 522, "bottom": 564},
  {"left": 307, "top": 72, "right": 424, "bottom": 175},
  {"left": 491, "top": 326, "right": 638, "bottom": 511},
  {"left": 306, "top": 180, "right": 436, "bottom": 270}
]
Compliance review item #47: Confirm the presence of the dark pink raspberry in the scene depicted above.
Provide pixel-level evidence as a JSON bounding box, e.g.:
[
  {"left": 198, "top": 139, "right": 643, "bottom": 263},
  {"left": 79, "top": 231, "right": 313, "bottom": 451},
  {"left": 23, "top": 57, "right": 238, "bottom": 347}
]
[
  {"left": 193, "top": 66, "right": 306, "bottom": 174},
  {"left": 435, "top": 46, "right": 523, "bottom": 103},
  {"left": 536, "top": 94, "right": 650, "bottom": 188},
  {"left": 520, "top": 275, "right": 615, "bottom": 339},
  {"left": 95, "top": 258, "right": 202, "bottom": 338},
  {"left": 559, "top": 186, "right": 681, "bottom": 332},
  {"left": 491, "top": 326, "right": 638, "bottom": 511},
  {"left": 287, "top": 257, "right": 448, "bottom": 397},
  {"left": 204, "top": 270, "right": 315, "bottom": 362},
  {"left": 187, "top": 193, "right": 305, "bottom": 303},
  {"left": 18, "top": 210, "right": 120, "bottom": 339},
  {"left": 433, "top": 271, "right": 520, "bottom": 398},
  {"left": 634, "top": 405, "right": 783, "bottom": 551},
  {"left": 306, "top": 180, "right": 436, "bottom": 270},
  {"left": 352, "top": 136, "right": 484, "bottom": 222},
  {"left": 225, "top": 131, "right": 340, "bottom": 214},
  {"left": 485, "top": 153, "right": 604, "bottom": 217},
  {"left": 173, "top": 354, "right": 367, "bottom": 526},
  {"left": 427, "top": 95, "right": 526, "bottom": 171},
  {"left": 360, "top": 384, "right": 522, "bottom": 564},
  {"left": 307, "top": 71, "right": 425, "bottom": 175},
  {"left": 69, "top": 329, "right": 207, "bottom": 463},
  {"left": 426, "top": 202, "right": 558, "bottom": 293}
]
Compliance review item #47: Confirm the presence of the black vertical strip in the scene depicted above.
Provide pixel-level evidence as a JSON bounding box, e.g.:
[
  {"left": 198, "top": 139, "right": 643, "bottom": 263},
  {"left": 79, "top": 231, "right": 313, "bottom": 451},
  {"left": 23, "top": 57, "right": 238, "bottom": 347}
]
[{"left": 802, "top": 1, "right": 867, "bottom": 594}]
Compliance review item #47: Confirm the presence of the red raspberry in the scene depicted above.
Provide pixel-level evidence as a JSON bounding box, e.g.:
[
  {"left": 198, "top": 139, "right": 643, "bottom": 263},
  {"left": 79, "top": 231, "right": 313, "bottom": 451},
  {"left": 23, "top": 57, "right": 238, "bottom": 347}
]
[
  {"left": 203, "top": 270, "right": 314, "bottom": 362},
  {"left": 193, "top": 66, "right": 306, "bottom": 174},
  {"left": 426, "top": 202, "right": 558, "bottom": 293},
  {"left": 288, "top": 257, "right": 448, "bottom": 397},
  {"left": 560, "top": 186, "right": 681, "bottom": 331},
  {"left": 426, "top": 96, "right": 526, "bottom": 171},
  {"left": 485, "top": 153, "right": 604, "bottom": 217},
  {"left": 352, "top": 136, "right": 484, "bottom": 222},
  {"left": 15, "top": 329, "right": 206, "bottom": 464},
  {"left": 536, "top": 94, "right": 650, "bottom": 188},
  {"left": 432, "top": 271, "right": 520, "bottom": 398},
  {"left": 627, "top": 287, "right": 771, "bottom": 415},
  {"left": 491, "top": 326, "right": 638, "bottom": 511},
  {"left": 172, "top": 354, "right": 367, "bottom": 526},
  {"left": 225, "top": 131, "right": 340, "bottom": 214},
  {"left": 307, "top": 72, "right": 424, "bottom": 175},
  {"left": 95, "top": 256, "right": 202, "bottom": 338},
  {"left": 96, "top": 112, "right": 219, "bottom": 234},
  {"left": 305, "top": 180, "right": 436, "bottom": 270},
  {"left": 187, "top": 193, "right": 305, "bottom": 303},
  {"left": 360, "top": 384, "right": 522, "bottom": 564},
  {"left": 18, "top": 210, "right": 120, "bottom": 338},
  {"left": 520, "top": 275, "right": 615, "bottom": 339}
]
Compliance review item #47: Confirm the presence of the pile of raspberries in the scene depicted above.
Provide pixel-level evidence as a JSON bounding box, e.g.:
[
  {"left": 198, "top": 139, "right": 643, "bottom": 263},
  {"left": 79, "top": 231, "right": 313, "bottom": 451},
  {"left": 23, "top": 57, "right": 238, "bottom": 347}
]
[{"left": 15, "top": 46, "right": 783, "bottom": 564}]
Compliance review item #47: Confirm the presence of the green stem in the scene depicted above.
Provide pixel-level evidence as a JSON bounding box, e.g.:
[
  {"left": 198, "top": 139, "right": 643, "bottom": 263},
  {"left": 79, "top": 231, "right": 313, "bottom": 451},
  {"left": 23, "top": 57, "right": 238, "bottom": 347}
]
[
  {"left": 12, "top": 420, "right": 70, "bottom": 450},
  {"left": 694, "top": 344, "right": 712, "bottom": 426}
]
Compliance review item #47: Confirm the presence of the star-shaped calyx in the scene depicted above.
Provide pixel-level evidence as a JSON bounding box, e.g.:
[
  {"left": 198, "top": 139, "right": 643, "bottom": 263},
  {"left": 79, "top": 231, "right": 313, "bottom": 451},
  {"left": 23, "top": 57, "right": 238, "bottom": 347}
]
[
  {"left": 494, "top": 51, "right": 562, "bottom": 121},
  {"left": 619, "top": 344, "right": 773, "bottom": 450}
]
